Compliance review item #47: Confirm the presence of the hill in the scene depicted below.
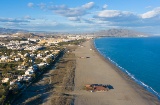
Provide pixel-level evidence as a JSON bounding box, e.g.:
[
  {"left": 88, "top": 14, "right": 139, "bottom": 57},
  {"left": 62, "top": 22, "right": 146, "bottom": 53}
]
[
  {"left": 0, "top": 28, "right": 148, "bottom": 37},
  {"left": 94, "top": 29, "right": 148, "bottom": 37},
  {"left": 0, "top": 28, "right": 28, "bottom": 34}
]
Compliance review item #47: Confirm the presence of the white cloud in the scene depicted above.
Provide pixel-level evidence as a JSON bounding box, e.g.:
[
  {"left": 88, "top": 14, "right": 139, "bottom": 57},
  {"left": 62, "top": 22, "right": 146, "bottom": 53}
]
[
  {"left": 38, "top": 3, "right": 46, "bottom": 9},
  {"left": 54, "top": 8, "right": 86, "bottom": 17},
  {"left": 0, "top": 17, "right": 29, "bottom": 23},
  {"left": 141, "top": 7, "right": 160, "bottom": 19},
  {"left": 97, "top": 10, "right": 138, "bottom": 21},
  {"left": 82, "top": 2, "right": 95, "bottom": 9},
  {"left": 93, "top": 9, "right": 143, "bottom": 28},
  {"left": 8, "top": 2, "right": 160, "bottom": 33},
  {"left": 68, "top": 17, "right": 81, "bottom": 21},
  {"left": 48, "top": 2, "right": 95, "bottom": 17},
  {"left": 98, "top": 10, "right": 121, "bottom": 18},
  {"left": 102, "top": 4, "right": 108, "bottom": 9},
  {"left": 28, "top": 2, "right": 34, "bottom": 8},
  {"left": 49, "top": 4, "right": 68, "bottom": 10},
  {"left": 24, "top": 15, "right": 35, "bottom": 20}
]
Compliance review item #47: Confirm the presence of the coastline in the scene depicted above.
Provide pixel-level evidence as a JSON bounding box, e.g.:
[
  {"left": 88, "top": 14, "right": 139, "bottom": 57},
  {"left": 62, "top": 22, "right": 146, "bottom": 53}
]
[
  {"left": 73, "top": 39, "right": 160, "bottom": 105},
  {"left": 92, "top": 40, "right": 160, "bottom": 101},
  {"left": 92, "top": 39, "right": 160, "bottom": 99}
]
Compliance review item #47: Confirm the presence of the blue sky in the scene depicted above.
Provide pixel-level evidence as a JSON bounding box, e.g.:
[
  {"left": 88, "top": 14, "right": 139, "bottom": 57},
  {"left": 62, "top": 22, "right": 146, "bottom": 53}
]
[{"left": 0, "top": 0, "right": 160, "bottom": 34}]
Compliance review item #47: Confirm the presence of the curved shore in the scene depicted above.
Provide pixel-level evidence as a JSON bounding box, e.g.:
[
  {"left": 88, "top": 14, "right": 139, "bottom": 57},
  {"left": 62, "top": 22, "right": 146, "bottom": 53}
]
[{"left": 73, "top": 40, "right": 160, "bottom": 105}]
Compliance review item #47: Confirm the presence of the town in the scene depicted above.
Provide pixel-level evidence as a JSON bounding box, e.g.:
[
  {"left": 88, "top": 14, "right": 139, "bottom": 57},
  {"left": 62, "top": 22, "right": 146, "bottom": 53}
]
[{"left": 0, "top": 33, "right": 94, "bottom": 104}]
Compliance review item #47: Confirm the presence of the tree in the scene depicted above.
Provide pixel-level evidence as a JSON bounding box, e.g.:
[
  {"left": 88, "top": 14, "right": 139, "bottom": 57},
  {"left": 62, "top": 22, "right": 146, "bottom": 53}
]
[
  {"left": 0, "top": 95, "right": 6, "bottom": 104},
  {"left": 46, "top": 57, "right": 53, "bottom": 64}
]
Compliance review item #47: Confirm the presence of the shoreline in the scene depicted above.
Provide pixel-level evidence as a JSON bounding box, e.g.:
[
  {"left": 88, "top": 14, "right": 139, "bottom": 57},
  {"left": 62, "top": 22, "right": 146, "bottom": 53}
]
[
  {"left": 92, "top": 39, "right": 160, "bottom": 101},
  {"left": 73, "top": 40, "right": 160, "bottom": 105}
]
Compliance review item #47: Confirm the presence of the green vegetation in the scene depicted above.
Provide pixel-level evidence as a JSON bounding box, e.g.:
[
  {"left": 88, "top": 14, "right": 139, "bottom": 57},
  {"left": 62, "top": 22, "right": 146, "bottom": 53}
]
[
  {"left": 0, "top": 48, "right": 30, "bottom": 56},
  {"left": 58, "top": 39, "right": 85, "bottom": 46},
  {"left": 0, "top": 84, "right": 9, "bottom": 104},
  {"left": 34, "top": 58, "right": 43, "bottom": 64},
  {"left": 0, "top": 63, "right": 18, "bottom": 71},
  {"left": 0, "top": 38, "right": 85, "bottom": 104}
]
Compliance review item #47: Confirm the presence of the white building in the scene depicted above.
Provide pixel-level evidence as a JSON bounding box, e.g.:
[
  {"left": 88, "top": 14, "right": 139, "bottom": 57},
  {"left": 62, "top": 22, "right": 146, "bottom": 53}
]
[
  {"left": 15, "top": 58, "right": 21, "bottom": 61},
  {"left": 2, "top": 78, "right": 9, "bottom": 83},
  {"left": 25, "top": 69, "right": 34, "bottom": 75},
  {"left": 1, "top": 56, "right": 9, "bottom": 61}
]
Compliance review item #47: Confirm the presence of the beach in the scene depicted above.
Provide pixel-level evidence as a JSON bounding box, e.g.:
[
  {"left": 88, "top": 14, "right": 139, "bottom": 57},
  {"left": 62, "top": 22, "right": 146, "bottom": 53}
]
[{"left": 73, "top": 40, "right": 160, "bottom": 105}]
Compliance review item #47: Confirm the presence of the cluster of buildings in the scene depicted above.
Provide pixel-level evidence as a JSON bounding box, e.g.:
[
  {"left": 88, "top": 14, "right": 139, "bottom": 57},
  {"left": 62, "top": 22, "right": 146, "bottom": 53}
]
[
  {"left": 0, "top": 33, "right": 96, "bottom": 103},
  {"left": 1, "top": 49, "right": 59, "bottom": 90},
  {"left": 2, "top": 39, "right": 43, "bottom": 50},
  {"left": 2, "top": 63, "right": 48, "bottom": 89},
  {"left": 0, "top": 35, "right": 94, "bottom": 50},
  {"left": 38, "top": 35, "right": 94, "bottom": 46},
  {"left": 0, "top": 33, "right": 95, "bottom": 92},
  {"left": 0, "top": 37, "right": 62, "bottom": 91}
]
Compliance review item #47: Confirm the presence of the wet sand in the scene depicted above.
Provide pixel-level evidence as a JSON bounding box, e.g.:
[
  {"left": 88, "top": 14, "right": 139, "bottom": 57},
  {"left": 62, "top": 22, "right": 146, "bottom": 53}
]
[{"left": 73, "top": 40, "right": 160, "bottom": 105}]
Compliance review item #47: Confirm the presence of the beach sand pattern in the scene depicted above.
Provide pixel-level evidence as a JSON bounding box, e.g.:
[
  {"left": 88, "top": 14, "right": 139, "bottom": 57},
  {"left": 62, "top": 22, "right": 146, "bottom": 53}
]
[{"left": 73, "top": 40, "right": 160, "bottom": 105}]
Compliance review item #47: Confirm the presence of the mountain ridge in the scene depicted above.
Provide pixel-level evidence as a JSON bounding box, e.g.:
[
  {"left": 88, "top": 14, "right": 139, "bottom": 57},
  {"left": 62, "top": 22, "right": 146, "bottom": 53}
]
[
  {"left": 93, "top": 29, "right": 148, "bottom": 37},
  {"left": 0, "top": 28, "right": 148, "bottom": 37},
  {"left": 0, "top": 28, "right": 28, "bottom": 34}
]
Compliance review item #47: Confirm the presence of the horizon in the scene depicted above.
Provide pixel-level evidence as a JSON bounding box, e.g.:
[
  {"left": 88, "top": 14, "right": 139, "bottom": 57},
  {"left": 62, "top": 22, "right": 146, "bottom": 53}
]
[{"left": 0, "top": 0, "right": 160, "bottom": 35}]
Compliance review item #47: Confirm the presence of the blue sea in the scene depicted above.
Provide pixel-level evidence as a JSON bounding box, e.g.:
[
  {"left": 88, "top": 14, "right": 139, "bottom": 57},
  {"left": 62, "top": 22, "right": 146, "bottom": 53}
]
[{"left": 94, "top": 37, "right": 160, "bottom": 99}]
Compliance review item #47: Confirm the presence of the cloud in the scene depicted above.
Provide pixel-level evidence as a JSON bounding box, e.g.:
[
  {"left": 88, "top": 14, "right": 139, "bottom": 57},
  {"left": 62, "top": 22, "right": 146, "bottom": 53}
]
[
  {"left": 0, "top": 17, "right": 29, "bottom": 23},
  {"left": 47, "top": 2, "right": 95, "bottom": 17},
  {"left": 38, "top": 3, "right": 46, "bottom": 9},
  {"left": 28, "top": 2, "right": 96, "bottom": 23},
  {"left": 141, "top": 7, "right": 160, "bottom": 19},
  {"left": 91, "top": 8, "right": 160, "bottom": 30},
  {"left": 102, "top": 4, "right": 108, "bottom": 9},
  {"left": 24, "top": 15, "right": 35, "bottom": 20},
  {"left": 0, "top": 17, "right": 61, "bottom": 31},
  {"left": 95, "top": 10, "right": 140, "bottom": 22},
  {"left": 28, "top": 2, "right": 34, "bottom": 8},
  {"left": 3, "top": 2, "right": 160, "bottom": 33},
  {"left": 68, "top": 17, "right": 81, "bottom": 21},
  {"left": 83, "top": 18, "right": 95, "bottom": 24},
  {"left": 82, "top": 2, "right": 95, "bottom": 9},
  {"left": 0, "top": 17, "right": 32, "bottom": 30},
  {"left": 98, "top": 10, "right": 121, "bottom": 18},
  {"left": 48, "top": 4, "right": 68, "bottom": 10},
  {"left": 54, "top": 8, "right": 86, "bottom": 17}
]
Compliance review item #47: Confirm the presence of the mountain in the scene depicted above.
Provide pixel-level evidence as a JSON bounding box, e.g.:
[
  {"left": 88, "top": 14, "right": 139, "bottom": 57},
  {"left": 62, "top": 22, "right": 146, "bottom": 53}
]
[
  {"left": 0, "top": 28, "right": 28, "bottom": 34},
  {"left": 0, "top": 28, "right": 148, "bottom": 37},
  {"left": 94, "top": 29, "right": 148, "bottom": 37}
]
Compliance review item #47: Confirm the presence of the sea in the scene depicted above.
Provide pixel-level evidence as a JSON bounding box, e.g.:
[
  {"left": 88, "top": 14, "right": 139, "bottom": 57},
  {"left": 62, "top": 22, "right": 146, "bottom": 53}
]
[{"left": 94, "top": 37, "right": 160, "bottom": 99}]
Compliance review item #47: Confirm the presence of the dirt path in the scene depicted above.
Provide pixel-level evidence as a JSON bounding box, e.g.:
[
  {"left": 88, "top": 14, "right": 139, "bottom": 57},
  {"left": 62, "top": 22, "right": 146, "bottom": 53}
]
[{"left": 13, "top": 50, "right": 76, "bottom": 105}]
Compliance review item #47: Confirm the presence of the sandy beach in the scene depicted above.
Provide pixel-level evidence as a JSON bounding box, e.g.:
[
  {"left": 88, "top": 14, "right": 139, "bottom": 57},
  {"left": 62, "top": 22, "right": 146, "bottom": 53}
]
[{"left": 73, "top": 40, "right": 160, "bottom": 105}]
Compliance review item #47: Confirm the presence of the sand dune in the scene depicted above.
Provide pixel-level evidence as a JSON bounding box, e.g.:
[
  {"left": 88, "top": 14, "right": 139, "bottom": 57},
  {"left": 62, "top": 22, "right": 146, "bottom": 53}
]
[{"left": 73, "top": 40, "right": 160, "bottom": 105}]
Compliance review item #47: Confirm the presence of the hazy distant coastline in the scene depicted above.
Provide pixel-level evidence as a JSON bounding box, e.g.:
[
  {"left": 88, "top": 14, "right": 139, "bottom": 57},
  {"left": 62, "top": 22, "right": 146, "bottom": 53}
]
[{"left": 0, "top": 28, "right": 148, "bottom": 37}]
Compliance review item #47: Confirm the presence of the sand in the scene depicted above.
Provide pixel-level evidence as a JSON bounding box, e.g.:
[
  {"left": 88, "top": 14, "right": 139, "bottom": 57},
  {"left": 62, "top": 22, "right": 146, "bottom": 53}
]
[{"left": 73, "top": 40, "right": 160, "bottom": 105}]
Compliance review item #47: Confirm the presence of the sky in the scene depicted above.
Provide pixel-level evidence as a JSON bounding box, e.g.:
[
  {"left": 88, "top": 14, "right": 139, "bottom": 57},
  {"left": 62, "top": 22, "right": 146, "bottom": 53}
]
[{"left": 0, "top": 0, "right": 160, "bottom": 34}]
